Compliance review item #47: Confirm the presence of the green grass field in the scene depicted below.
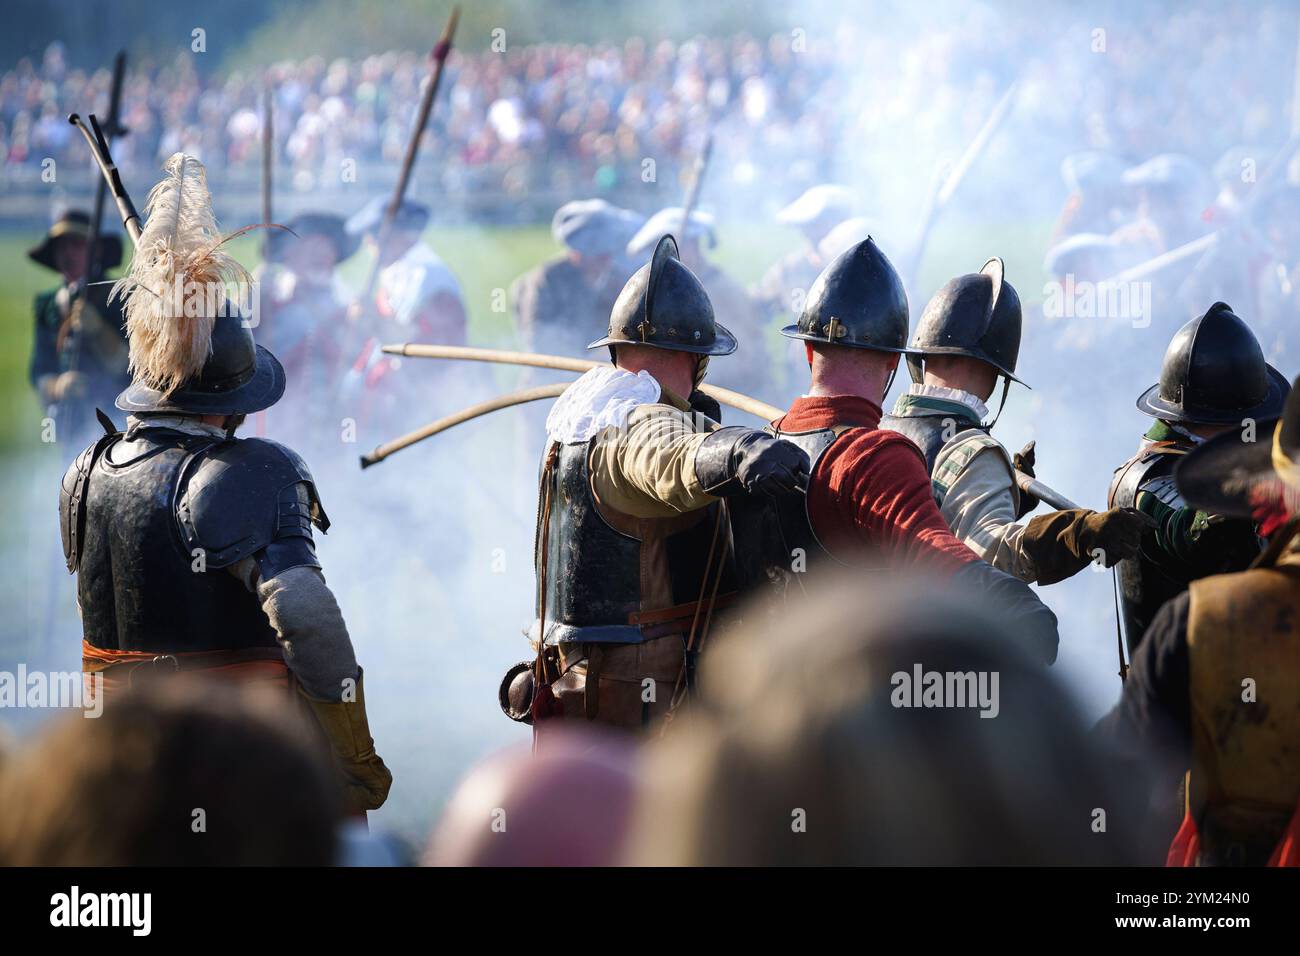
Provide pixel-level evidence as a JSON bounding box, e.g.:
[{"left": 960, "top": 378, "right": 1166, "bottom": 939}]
[{"left": 0, "top": 217, "right": 1054, "bottom": 453}]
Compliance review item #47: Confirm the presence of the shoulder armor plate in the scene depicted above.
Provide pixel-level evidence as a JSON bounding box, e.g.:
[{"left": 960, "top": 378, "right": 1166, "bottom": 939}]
[
  {"left": 931, "top": 428, "right": 1011, "bottom": 506},
  {"left": 59, "top": 432, "right": 119, "bottom": 573},
  {"left": 176, "top": 437, "right": 329, "bottom": 569}
]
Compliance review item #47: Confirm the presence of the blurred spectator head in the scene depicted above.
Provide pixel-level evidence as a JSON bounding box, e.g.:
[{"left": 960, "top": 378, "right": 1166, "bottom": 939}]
[
  {"left": 627, "top": 572, "right": 1137, "bottom": 866},
  {"left": 0, "top": 680, "right": 341, "bottom": 866},
  {"left": 424, "top": 727, "right": 637, "bottom": 866}
]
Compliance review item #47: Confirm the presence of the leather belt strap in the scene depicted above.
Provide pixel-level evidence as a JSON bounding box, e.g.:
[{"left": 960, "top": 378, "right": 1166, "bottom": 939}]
[
  {"left": 83, "top": 642, "right": 285, "bottom": 675},
  {"left": 627, "top": 592, "right": 737, "bottom": 627}
]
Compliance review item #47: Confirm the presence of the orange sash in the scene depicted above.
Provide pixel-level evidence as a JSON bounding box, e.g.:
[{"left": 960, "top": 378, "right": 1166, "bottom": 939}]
[{"left": 81, "top": 640, "right": 289, "bottom": 696}]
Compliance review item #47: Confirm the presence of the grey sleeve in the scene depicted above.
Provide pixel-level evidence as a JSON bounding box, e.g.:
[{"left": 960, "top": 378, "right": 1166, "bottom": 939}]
[{"left": 229, "top": 560, "right": 360, "bottom": 701}]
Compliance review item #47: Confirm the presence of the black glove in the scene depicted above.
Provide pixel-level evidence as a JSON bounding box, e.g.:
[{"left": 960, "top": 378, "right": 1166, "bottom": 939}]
[
  {"left": 1012, "top": 440, "right": 1040, "bottom": 519},
  {"left": 695, "top": 426, "right": 810, "bottom": 497},
  {"left": 953, "top": 560, "right": 1060, "bottom": 665}
]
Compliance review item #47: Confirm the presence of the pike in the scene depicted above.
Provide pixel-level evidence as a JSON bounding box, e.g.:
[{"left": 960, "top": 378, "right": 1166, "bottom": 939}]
[
  {"left": 59, "top": 54, "right": 130, "bottom": 433},
  {"left": 359, "top": 343, "right": 785, "bottom": 468},
  {"left": 68, "top": 112, "right": 143, "bottom": 244},
  {"left": 261, "top": 86, "right": 273, "bottom": 261},
  {"left": 679, "top": 129, "right": 713, "bottom": 233},
  {"left": 1012, "top": 470, "right": 1080, "bottom": 511},
  {"left": 1011, "top": 469, "right": 1130, "bottom": 681},
  {"left": 352, "top": 6, "right": 460, "bottom": 318},
  {"left": 901, "top": 81, "right": 1019, "bottom": 285}
]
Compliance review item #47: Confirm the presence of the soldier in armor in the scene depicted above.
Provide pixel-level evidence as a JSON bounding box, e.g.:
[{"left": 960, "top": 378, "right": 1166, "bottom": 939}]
[
  {"left": 626, "top": 208, "right": 773, "bottom": 403},
  {"left": 1105, "top": 374, "right": 1300, "bottom": 866},
  {"left": 60, "top": 154, "right": 390, "bottom": 815},
  {"left": 27, "top": 210, "right": 131, "bottom": 447},
  {"left": 766, "top": 239, "right": 1060, "bottom": 662},
  {"left": 880, "top": 258, "right": 1150, "bottom": 585},
  {"left": 1108, "top": 302, "right": 1289, "bottom": 655},
  {"left": 511, "top": 199, "right": 643, "bottom": 358},
  {"left": 504, "top": 235, "right": 808, "bottom": 734}
]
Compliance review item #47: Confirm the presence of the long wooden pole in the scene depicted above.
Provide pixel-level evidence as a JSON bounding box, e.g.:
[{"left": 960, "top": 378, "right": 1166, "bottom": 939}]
[
  {"left": 361, "top": 383, "right": 568, "bottom": 467},
  {"left": 261, "top": 86, "right": 273, "bottom": 260},
  {"left": 382, "top": 342, "right": 784, "bottom": 419},
  {"left": 354, "top": 6, "right": 460, "bottom": 313}
]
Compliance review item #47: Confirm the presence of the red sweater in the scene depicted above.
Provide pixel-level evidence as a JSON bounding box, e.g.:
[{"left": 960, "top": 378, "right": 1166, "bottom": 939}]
[{"left": 773, "top": 394, "right": 978, "bottom": 574}]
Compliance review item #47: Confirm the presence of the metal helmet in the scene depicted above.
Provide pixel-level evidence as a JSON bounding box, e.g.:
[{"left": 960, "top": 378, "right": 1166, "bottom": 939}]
[
  {"left": 781, "top": 237, "right": 910, "bottom": 352},
  {"left": 587, "top": 234, "right": 736, "bottom": 355},
  {"left": 1136, "top": 302, "right": 1289, "bottom": 425},
  {"left": 906, "top": 257, "right": 1025, "bottom": 387},
  {"left": 116, "top": 311, "right": 286, "bottom": 416}
]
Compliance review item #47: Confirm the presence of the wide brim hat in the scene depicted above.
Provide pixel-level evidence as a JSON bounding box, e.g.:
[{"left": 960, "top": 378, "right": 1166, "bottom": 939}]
[
  {"left": 117, "top": 313, "right": 286, "bottom": 416},
  {"left": 28, "top": 210, "right": 123, "bottom": 273},
  {"left": 345, "top": 196, "right": 430, "bottom": 238},
  {"left": 266, "top": 212, "right": 360, "bottom": 264},
  {"left": 1175, "top": 374, "right": 1300, "bottom": 519},
  {"left": 1137, "top": 366, "right": 1290, "bottom": 425}
]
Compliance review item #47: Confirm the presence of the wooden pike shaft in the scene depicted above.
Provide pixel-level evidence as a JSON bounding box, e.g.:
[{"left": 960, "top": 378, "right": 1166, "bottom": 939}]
[
  {"left": 361, "top": 383, "right": 567, "bottom": 467},
  {"left": 357, "top": 6, "right": 460, "bottom": 308},
  {"left": 261, "top": 86, "right": 273, "bottom": 259},
  {"left": 382, "top": 342, "right": 784, "bottom": 420},
  {"left": 68, "top": 112, "right": 142, "bottom": 243},
  {"left": 360, "top": 343, "right": 786, "bottom": 468}
]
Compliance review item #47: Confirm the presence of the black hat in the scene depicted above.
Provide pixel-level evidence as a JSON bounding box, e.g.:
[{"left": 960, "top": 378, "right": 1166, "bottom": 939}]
[
  {"left": 1175, "top": 374, "right": 1300, "bottom": 520},
  {"left": 588, "top": 235, "right": 736, "bottom": 356},
  {"left": 27, "top": 210, "right": 123, "bottom": 273},
  {"left": 116, "top": 311, "right": 286, "bottom": 416},
  {"left": 266, "top": 212, "right": 359, "bottom": 264},
  {"left": 781, "top": 237, "right": 911, "bottom": 353},
  {"left": 907, "top": 257, "right": 1025, "bottom": 386},
  {"left": 1136, "top": 302, "right": 1289, "bottom": 425}
]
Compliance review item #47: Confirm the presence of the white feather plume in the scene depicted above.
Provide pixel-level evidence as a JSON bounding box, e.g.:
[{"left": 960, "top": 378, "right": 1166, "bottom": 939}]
[{"left": 110, "top": 153, "right": 251, "bottom": 395}]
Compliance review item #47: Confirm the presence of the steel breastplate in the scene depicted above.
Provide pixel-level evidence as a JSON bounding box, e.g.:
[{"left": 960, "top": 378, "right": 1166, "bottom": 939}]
[
  {"left": 1109, "top": 445, "right": 1190, "bottom": 653},
  {"left": 71, "top": 429, "right": 280, "bottom": 653},
  {"left": 536, "top": 439, "right": 735, "bottom": 645},
  {"left": 764, "top": 425, "right": 844, "bottom": 567}
]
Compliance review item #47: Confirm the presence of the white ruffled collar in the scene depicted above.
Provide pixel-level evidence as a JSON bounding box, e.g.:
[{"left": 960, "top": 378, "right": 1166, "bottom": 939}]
[
  {"left": 907, "top": 383, "right": 990, "bottom": 421},
  {"left": 545, "top": 366, "right": 662, "bottom": 444}
]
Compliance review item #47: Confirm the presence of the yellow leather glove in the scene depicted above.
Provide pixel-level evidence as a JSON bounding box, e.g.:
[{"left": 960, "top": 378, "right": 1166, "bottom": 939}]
[{"left": 297, "top": 670, "right": 393, "bottom": 813}]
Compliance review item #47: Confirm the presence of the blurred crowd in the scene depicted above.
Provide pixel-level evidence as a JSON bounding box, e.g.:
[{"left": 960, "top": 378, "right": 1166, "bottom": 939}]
[
  {"left": 0, "top": 576, "right": 1144, "bottom": 866},
  {"left": 2, "top": 3, "right": 1297, "bottom": 213}
]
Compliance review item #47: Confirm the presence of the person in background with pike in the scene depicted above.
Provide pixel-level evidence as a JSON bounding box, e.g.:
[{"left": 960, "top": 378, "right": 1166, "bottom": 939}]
[
  {"left": 1104, "top": 373, "right": 1300, "bottom": 867},
  {"left": 1109, "top": 302, "right": 1290, "bottom": 656},
  {"left": 27, "top": 210, "right": 130, "bottom": 447},
  {"left": 764, "top": 239, "right": 1060, "bottom": 662},
  {"left": 61, "top": 154, "right": 390, "bottom": 815},
  {"left": 880, "top": 258, "right": 1150, "bottom": 585},
  {"left": 343, "top": 196, "right": 468, "bottom": 417},
  {"left": 502, "top": 235, "right": 808, "bottom": 734}
]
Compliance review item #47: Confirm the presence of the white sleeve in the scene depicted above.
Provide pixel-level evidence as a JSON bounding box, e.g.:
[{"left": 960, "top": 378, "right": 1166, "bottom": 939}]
[{"left": 938, "top": 445, "right": 1039, "bottom": 582}]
